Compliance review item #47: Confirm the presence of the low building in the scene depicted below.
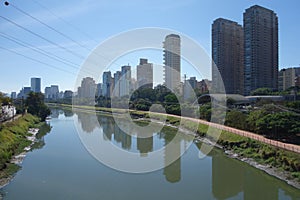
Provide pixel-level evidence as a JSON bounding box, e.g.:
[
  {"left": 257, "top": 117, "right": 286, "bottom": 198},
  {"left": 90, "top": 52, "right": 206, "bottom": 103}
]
[
  {"left": 278, "top": 67, "right": 300, "bottom": 91},
  {"left": 0, "top": 105, "right": 16, "bottom": 122}
]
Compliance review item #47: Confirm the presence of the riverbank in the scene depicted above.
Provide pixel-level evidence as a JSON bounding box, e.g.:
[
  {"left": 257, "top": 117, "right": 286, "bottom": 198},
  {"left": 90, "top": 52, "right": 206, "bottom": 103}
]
[{"left": 0, "top": 114, "right": 43, "bottom": 188}]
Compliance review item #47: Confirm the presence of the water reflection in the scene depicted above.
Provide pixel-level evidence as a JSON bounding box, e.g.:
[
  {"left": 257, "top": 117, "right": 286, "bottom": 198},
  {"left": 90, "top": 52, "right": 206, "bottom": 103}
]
[
  {"left": 63, "top": 109, "right": 74, "bottom": 117},
  {"left": 31, "top": 123, "right": 52, "bottom": 150},
  {"left": 160, "top": 127, "right": 181, "bottom": 183},
  {"left": 73, "top": 109, "right": 299, "bottom": 198},
  {"left": 75, "top": 109, "right": 187, "bottom": 181},
  {"left": 76, "top": 111, "right": 99, "bottom": 133},
  {"left": 195, "top": 143, "right": 298, "bottom": 200},
  {"left": 50, "top": 108, "right": 60, "bottom": 118}
]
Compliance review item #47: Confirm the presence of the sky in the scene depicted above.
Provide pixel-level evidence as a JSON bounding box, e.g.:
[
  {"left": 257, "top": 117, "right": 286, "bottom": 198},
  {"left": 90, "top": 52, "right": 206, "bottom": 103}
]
[{"left": 0, "top": 0, "right": 300, "bottom": 94}]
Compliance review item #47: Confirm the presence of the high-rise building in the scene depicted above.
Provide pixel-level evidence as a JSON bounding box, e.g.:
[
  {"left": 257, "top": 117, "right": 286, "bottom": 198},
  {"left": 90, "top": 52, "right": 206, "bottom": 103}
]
[
  {"left": 278, "top": 67, "right": 300, "bottom": 91},
  {"left": 64, "top": 90, "right": 73, "bottom": 99},
  {"left": 183, "top": 76, "right": 197, "bottom": 100},
  {"left": 120, "top": 65, "right": 131, "bottom": 97},
  {"left": 78, "top": 77, "right": 96, "bottom": 98},
  {"left": 137, "top": 58, "right": 153, "bottom": 89},
  {"left": 212, "top": 18, "right": 244, "bottom": 94},
  {"left": 44, "top": 87, "right": 51, "bottom": 99},
  {"left": 31, "top": 77, "right": 41, "bottom": 93},
  {"left": 102, "top": 71, "right": 112, "bottom": 98},
  {"left": 113, "top": 71, "right": 121, "bottom": 97},
  {"left": 243, "top": 5, "right": 278, "bottom": 95},
  {"left": 163, "top": 34, "right": 181, "bottom": 92},
  {"left": 10, "top": 92, "right": 16, "bottom": 99},
  {"left": 45, "top": 85, "right": 59, "bottom": 99},
  {"left": 95, "top": 83, "right": 102, "bottom": 97},
  {"left": 17, "top": 87, "right": 31, "bottom": 99}
]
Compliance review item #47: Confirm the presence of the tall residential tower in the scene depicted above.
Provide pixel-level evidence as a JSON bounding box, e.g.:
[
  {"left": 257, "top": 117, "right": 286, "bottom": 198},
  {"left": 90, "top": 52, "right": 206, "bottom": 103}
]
[
  {"left": 163, "top": 34, "right": 181, "bottom": 92},
  {"left": 243, "top": 5, "right": 278, "bottom": 95},
  {"left": 212, "top": 18, "right": 244, "bottom": 94}
]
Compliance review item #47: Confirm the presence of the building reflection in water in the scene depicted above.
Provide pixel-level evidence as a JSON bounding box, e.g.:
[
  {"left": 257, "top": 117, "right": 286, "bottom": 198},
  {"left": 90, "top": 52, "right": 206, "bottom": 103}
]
[
  {"left": 114, "top": 122, "right": 132, "bottom": 150},
  {"left": 204, "top": 145, "right": 280, "bottom": 200},
  {"left": 137, "top": 136, "right": 153, "bottom": 156},
  {"left": 76, "top": 111, "right": 100, "bottom": 133},
  {"left": 76, "top": 111, "right": 280, "bottom": 197},
  {"left": 96, "top": 115, "right": 132, "bottom": 150},
  {"left": 193, "top": 142, "right": 281, "bottom": 200},
  {"left": 161, "top": 127, "right": 182, "bottom": 183},
  {"left": 98, "top": 116, "right": 114, "bottom": 141},
  {"left": 76, "top": 112, "right": 190, "bottom": 184},
  {"left": 63, "top": 109, "right": 74, "bottom": 117},
  {"left": 50, "top": 108, "right": 59, "bottom": 118}
]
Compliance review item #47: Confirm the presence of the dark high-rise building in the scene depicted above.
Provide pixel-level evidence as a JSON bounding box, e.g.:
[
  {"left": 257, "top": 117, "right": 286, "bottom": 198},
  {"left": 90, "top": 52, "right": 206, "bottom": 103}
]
[
  {"left": 113, "top": 71, "right": 121, "bottom": 97},
  {"left": 120, "top": 65, "right": 131, "bottom": 97},
  {"left": 243, "top": 5, "right": 278, "bottom": 95},
  {"left": 31, "top": 77, "right": 41, "bottom": 93},
  {"left": 212, "top": 18, "right": 244, "bottom": 94},
  {"left": 163, "top": 34, "right": 181, "bottom": 92},
  {"left": 102, "top": 71, "right": 112, "bottom": 98}
]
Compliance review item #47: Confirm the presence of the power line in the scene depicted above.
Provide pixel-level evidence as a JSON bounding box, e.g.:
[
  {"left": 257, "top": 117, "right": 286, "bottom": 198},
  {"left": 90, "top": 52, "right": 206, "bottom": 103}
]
[
  {"left": 0, "top": 32, "right": 77, "bottom": 67},
  {"left": 8, "top": 2, "right": 93, "bottom": 53},
  {"left": 8, "top": 1, "right": 135, "bottom": 69},
  {"left": 1, "top": 1, "right": 142, "bottom": 83},
  {"left": 0, "top": 15, "right": 85, "bottom": 60},
  {"left": 0, "top": 31, "right": 94, "bottom": 76},
  {"left": 0, "top": 45, "right": 77, "bottom": 75}
]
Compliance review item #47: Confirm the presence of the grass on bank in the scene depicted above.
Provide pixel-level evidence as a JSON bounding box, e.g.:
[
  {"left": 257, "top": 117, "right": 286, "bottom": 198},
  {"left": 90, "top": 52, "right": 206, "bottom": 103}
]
[{"left": 0, "top": 114, "right": 40, "bottom": 179}]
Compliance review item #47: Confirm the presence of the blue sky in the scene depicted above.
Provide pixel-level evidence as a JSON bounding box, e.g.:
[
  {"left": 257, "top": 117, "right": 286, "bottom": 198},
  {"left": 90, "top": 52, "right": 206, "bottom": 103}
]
[{"left": 0, "top": 0, "right": 300, "bottom": 94}]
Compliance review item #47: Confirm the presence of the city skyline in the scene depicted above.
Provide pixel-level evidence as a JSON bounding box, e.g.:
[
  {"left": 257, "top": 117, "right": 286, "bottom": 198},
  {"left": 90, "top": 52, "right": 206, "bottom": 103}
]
[{"left": 1, "top": 1, "right": 300, "bottom": 93}]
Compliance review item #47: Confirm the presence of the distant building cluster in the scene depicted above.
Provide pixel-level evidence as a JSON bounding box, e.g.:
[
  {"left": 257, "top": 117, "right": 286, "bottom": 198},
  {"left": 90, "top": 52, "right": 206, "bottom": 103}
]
[
  {"left": 76, "top": 34, "right": 210, "bottom": 100},
  {"left": 212, "top": 5, "right": 279, "bottom": 95},
  {"left": 101, "top": 64, "right": 134, "bottom": 98},
  {"left": 10, "top": 77, "right": 73, "bottom": 101},
  {"left": 15, "top": 77, "right": 41, "bottom": 99},
  {"left": 183, "top": 77, "right": 211, "bottom": 100}
]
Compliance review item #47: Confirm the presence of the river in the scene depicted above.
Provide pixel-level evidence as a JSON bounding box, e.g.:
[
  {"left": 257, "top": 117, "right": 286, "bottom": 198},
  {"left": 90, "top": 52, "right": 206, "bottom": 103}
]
[{"left": 1, "top": 108, "right": 299, "bottom": 199}]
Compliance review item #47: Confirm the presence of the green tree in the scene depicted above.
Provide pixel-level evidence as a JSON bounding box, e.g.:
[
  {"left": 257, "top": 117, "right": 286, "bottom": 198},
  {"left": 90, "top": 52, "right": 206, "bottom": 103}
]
[
  {"left": 250, "top": 87, "right": 274, "bottom": 95},
  {"left": 135, "top": 99, "right": 152, "bottom": 111},
  {"left": 0, "top": 92, "right": 11, "bottom": 106},
  {"left": 256, "top": 112, "right": 300, "bottom": 138},
  {"left": 225, "top": 110, "right": 247, "bottom": 130},
  {"left": 26, "top": 92, "right": 50, "bottom": 121},
  {"left": 199, "top": 103, "right": 211, "bottom": 121}
]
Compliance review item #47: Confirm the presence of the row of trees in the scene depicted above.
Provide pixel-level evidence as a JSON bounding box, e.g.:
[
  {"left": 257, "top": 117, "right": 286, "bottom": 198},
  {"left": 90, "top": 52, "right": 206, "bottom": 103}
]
[
  {"left": 224, "top": 104, "right": 300, "bottom": 143},
  {"left": 95, "top": 85, "right": 202, "bottom": 117},
  {"left": 250, "top": 86, "right": 300, "bottom": 96},
  {"left": 92, "top": 86, "right": 300, "bottom": 143}
]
